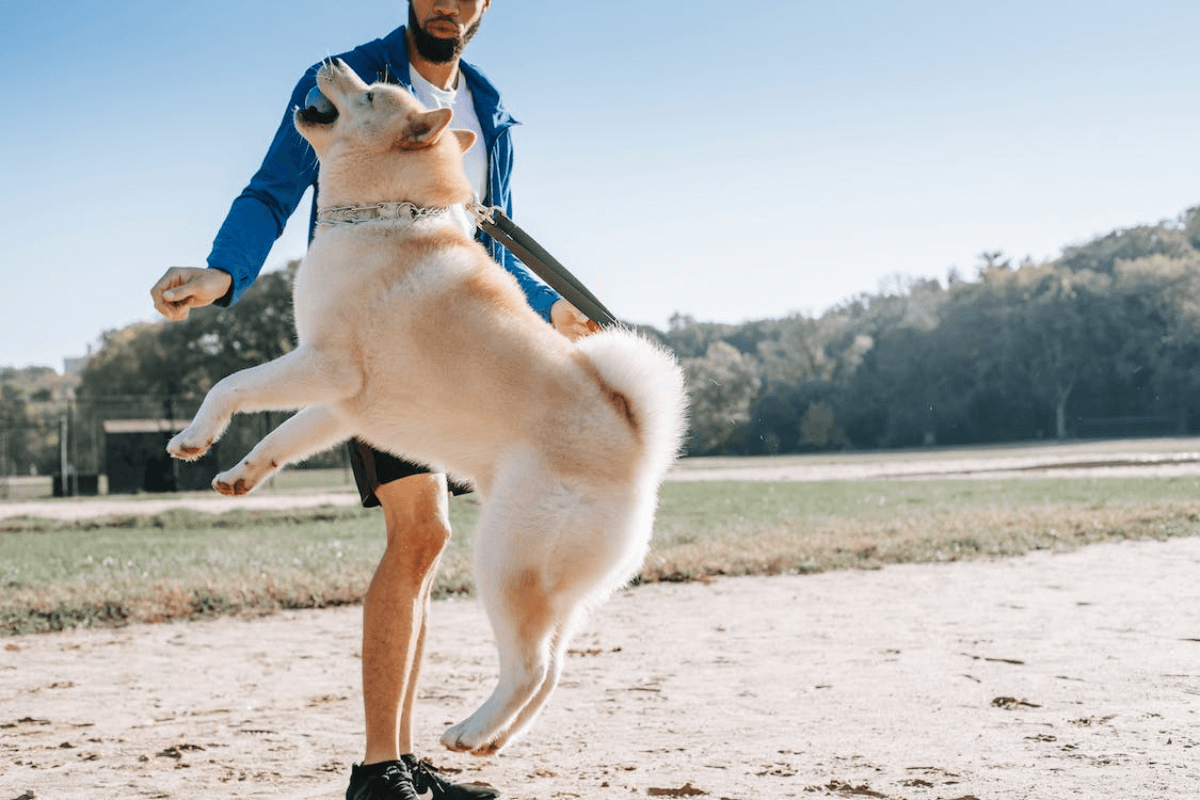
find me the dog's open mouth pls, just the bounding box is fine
[298,85,338,124]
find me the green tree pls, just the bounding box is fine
[1110,253,1200,431]
[0,384,31,477]
[799,400,847,449]
[755,314,862,386]
[1183,206,1200,252]
[0,369,64,476]
[661,313,739,359]
[80,262,298,403]
[1020,268,1108,439]
[681,341,761,454]
[1057,224,1192,275]
[948,263,1114,440]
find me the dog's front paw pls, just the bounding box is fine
[441,718,502,757]
[167,427,213,461]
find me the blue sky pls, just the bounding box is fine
[2,0,1198,370]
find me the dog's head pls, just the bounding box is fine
[295,58,476,207]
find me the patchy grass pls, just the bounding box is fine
[4,475,1200,635]
[0,501,477,636]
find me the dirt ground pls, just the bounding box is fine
[3,443,1200,798]
[3,538,1198,799]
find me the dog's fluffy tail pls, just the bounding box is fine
[575,328,688,481]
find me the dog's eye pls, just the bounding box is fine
[365,91,374,104]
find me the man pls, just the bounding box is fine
[149,2,594,798]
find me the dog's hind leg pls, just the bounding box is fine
[469,495,650,753]
[441,564,565,755]
[441,453,653,755]
[477,608,581,753]
[169,346,361,461]
[212,406,352,495]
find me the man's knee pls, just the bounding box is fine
[385,511,451,572]
[376,473,452,574]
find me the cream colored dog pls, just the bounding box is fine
[167,59,687,755]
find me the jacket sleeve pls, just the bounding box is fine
[206,68,321,306]
[497,241,560,322]
[484,129,560,321]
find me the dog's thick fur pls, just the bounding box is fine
[168,59,687,755]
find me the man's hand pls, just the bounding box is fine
[550,299,602,341]
[150,267,232,321]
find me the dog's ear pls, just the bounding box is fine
[452,129,476,153]
[396,107,454,150]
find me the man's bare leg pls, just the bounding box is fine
[361,473,451,764]
[397,548,439,756]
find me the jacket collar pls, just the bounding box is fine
[380,26,519,138]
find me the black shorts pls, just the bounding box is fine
[347,438,473,508]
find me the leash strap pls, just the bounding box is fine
[471,204,619,328]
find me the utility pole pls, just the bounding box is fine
[1,428,8,500]
[60,412,70,497]
[69,400,78,496]
[166,395,180,492]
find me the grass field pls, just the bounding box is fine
[5,464,1200,635]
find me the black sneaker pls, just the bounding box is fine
[403,754,501,800]
[346,761,419,800]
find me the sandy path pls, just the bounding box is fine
[0,491,361,521]
[4,537,1199,799]
[669,439,1200,483]
[8,438,1200,521]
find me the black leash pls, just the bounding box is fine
[471,204,620,328]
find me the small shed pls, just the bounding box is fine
[103,419,219,494]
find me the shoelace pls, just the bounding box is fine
[407,759,449,794]
[372,763,418,800]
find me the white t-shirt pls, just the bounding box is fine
[408,66,489,204]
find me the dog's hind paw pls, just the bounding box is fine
[440,719,503,756]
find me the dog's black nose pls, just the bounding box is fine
[300,85,338,124]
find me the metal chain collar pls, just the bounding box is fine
[315,201,453,227]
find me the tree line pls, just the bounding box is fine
[653,205,1200,454]
[3,204,1199,476]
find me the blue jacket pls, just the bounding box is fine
[206,26,561,319]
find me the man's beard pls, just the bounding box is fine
[408,2,482,63]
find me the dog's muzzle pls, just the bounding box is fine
[299,85,338,124]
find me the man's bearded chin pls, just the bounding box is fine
[409,2,482,63]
